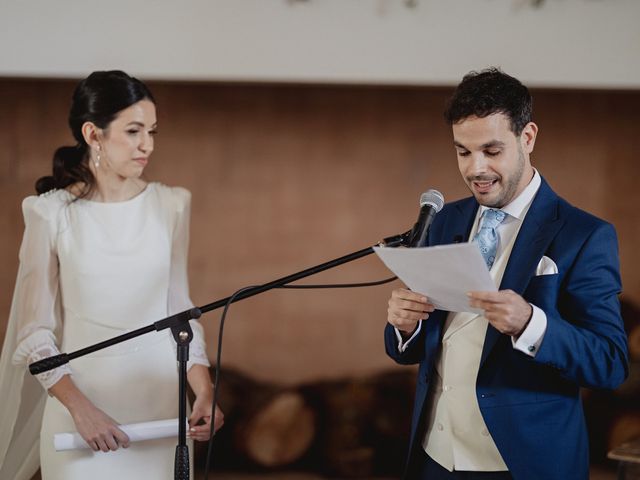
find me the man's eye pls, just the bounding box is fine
[457,151,470,157]
[486,150,501,157]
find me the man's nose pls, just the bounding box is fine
[468,152,489,175]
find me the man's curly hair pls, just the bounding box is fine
[444,67,532,135]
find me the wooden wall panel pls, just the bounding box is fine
[1,79,639,385]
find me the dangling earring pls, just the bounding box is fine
[94,145,101,168]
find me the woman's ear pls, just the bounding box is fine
[81,122,101,149]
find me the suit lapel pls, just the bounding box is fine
[479,178,566,366]
[441,197,479,245]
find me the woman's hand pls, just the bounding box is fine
[49,375,129,452]
[187,364,225,441]
[188,389,224,442]
[70,400,130,452]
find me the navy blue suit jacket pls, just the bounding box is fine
[384,177,628,480]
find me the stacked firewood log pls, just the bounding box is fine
[194,368,416,477]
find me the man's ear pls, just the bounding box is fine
[520,122,538,154]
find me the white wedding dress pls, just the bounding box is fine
[0,183,209,479]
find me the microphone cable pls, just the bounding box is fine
[278,275,397,289]
[202,275,399,479]
[204,284,258,480]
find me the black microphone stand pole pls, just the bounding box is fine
[172,320,194,479]
[29,230,411,480]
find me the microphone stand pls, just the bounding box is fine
[29,230,411,480]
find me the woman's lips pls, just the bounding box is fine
[134,157,148,166]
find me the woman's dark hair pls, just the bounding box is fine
[444,67,532,136]
[36,70,155,197]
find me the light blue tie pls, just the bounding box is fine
[474,209,506,269]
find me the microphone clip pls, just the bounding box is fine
[378,229,413,248]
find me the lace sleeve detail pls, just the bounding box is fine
[24,343,72,390]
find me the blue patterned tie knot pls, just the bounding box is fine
[474,209,506,269]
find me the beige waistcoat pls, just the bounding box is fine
[422,231,518,472]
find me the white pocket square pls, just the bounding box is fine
[536,255,558,275]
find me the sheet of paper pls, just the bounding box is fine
[373,242,496,314]
[54,418,184,451]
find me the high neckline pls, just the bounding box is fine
[69,182,154,205]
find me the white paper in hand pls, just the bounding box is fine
[373,242,496,314]
[54,418,183,451]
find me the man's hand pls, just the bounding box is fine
[387,288,435,336]
[467,289,533,337]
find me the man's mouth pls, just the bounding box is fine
[472,179,498,194]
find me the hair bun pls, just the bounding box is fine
[35,176,56,195]
[35,144,87,194]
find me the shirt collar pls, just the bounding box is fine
[478,168,541,221]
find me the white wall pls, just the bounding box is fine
[1,0,639,88]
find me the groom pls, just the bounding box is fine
[384,68,628,480]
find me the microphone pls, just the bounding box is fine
[408,189,445,247]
